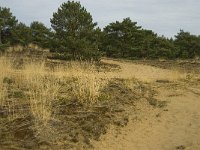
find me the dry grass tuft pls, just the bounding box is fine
[0,57,109,123]
[6,45,24,53]
[24,67,60,124]
[72,68,108,105]
[54,61,109,105]
[2,56,199,149]
[0,57,12,106]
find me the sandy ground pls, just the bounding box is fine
[101,59,186,82]
[92,59,200,150]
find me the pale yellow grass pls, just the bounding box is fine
[102,59,186,82]
[71,64,108,105]
[0,57,19,120]
[54,61,108,105]
[22,60,107,122]
[5,43,49,53]
[0,57,12,106]
[23,62,60,124]
[6,45,24,53]
[0,56,108,124]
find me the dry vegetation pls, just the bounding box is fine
[0,56,108,119]
[0,55,143,149]
[1,52,199,149]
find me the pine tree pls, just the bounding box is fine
[0,7,18,44]
[103,18,142,58]
[50,1,101,60]
[11,23,32,46]
[30,21,52,48]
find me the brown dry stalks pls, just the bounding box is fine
[1,57,109,122]
[70,62,108,105]
[23,61,60,124]
[72,71,107,105]
[0,57,19,120]
[124,78,141,91]
[53,61,109,105]
[0,57,12,106]
[5,45,24,53]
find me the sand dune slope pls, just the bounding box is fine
[93,59,200,150]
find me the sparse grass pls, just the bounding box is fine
[0,56,113,149]
[1,55,198,149]
[5,45,24,53]
[0,57,109,122]
[4,44,49,53]
[0,56,190,122]
[51,61,109,105]
[124,78,142,91]
[70,62,108,105]
[0,57,111,148]
[0,57,12,106]
[24,65,60,124]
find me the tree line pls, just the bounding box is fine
[0,1,200,60]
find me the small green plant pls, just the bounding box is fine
[3,77,14,85]
[8,90,24,99]
[147,98,167,108]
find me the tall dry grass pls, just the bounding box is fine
[0,57,12,106]
[5,44,49,53]
[1,56,108,124]
[0,57,18,120]
[54,61,108,105]
[71,62,108,105]
[23,61,60,124]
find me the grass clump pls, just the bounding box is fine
[23,61,60,124]
[71,67,108,105]
[0,57,12,106]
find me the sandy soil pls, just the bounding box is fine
[101,59,187,82]
[92,59,200,150]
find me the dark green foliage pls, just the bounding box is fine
[3,77,14,84]
[11,23,32,46]
[30,21,52,49]
[145,36,178,59]
[0,43,10,53]
[174,30,200,58]
[1,5,199,60]
[102,19,199,59]
[0,7,18,45]
[48,53,74,60]
[50,1,101,60]
[102,18,142,58]
[101,18,178,59]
